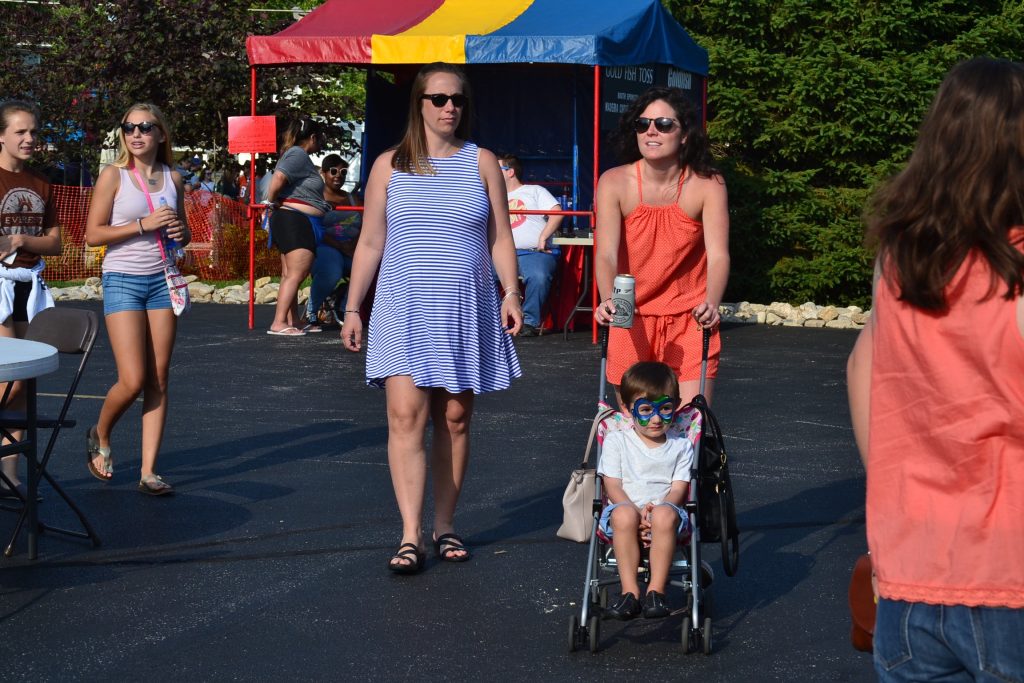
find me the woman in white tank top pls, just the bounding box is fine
[84,103,190,496]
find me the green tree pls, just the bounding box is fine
[0,0,364,172]
[665,0,1024,306]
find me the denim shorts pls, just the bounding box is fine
[599,501,689,538]
[102,271,171,315]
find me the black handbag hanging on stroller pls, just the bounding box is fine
[685,330,740,578]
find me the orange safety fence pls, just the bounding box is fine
[43,185,277,282]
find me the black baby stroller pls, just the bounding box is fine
[566,328,739,654]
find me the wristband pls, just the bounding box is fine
[137,218,145,235]
[343,310,360,315]
[502,291,522,302]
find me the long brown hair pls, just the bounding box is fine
[114,103,173,168]
[392,62,473,175]
[867,57,1024,311]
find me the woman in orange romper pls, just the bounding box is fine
[594,87,730,404]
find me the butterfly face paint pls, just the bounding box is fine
[630,396,677,427]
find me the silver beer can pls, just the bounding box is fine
[611,274,635,328]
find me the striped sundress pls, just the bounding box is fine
[365,142,522,393]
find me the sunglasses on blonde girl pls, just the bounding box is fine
[121,121,159,135]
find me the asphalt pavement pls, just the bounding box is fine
[0,302,872,681]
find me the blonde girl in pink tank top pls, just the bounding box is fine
[594,87,730,406]
[847,58,1024,680]
[84,103,190,496]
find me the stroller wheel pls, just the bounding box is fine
[681,616,693,654]
[702,616,713,655]
[567,614,580,653]
[587,614,601,653]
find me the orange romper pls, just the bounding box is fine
[868,238,1024,608]
[606,163,720,385]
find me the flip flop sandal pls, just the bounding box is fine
[433,533,471,563]
[387,542,425,574]
[86,426,113,482]
[138,475,173,496]
[266,326,306,336]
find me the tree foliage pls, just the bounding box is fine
[0,0,362,172]
[665,0,1024,305]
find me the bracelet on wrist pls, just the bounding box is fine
[343,310,360,315]
[137,218,145,235]
[502,291,522,302]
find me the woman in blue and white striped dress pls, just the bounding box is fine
[341,62,522,574]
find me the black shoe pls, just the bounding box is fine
[519,324,539,337]
[605,592,641,620]
[643,590,670,619]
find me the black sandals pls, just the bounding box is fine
[388,542,426,574]
[433,533,471,563]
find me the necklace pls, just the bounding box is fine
[147,177,157,186]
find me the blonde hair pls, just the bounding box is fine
[113,103,174,168]
[392,62,472,175]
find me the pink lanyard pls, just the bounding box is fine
[128,163,170,261]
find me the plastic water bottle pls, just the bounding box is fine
[160,197,184,260]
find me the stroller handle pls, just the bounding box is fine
[597,325,609,404]
[699,327,711,398]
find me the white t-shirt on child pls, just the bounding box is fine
[597,429,694,507]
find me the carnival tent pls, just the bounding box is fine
[246,0,709,195]
[244,0,709,332]
[246,0,707,72]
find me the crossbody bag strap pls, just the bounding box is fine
[128,163,170,263]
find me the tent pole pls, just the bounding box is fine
[248,66,257,329]
[591,65,600,343]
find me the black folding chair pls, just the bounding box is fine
[0,307,101,555]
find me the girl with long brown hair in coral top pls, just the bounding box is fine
[847,57,1024,679]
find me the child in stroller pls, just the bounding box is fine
[597,360,694,620]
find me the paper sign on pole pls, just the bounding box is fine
[228,116,277,154]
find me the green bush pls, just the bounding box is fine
[667,0,1024,306]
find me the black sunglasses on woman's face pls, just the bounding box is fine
[633,117,678,134]
[421,93,467,108]
[121,121,159,135]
